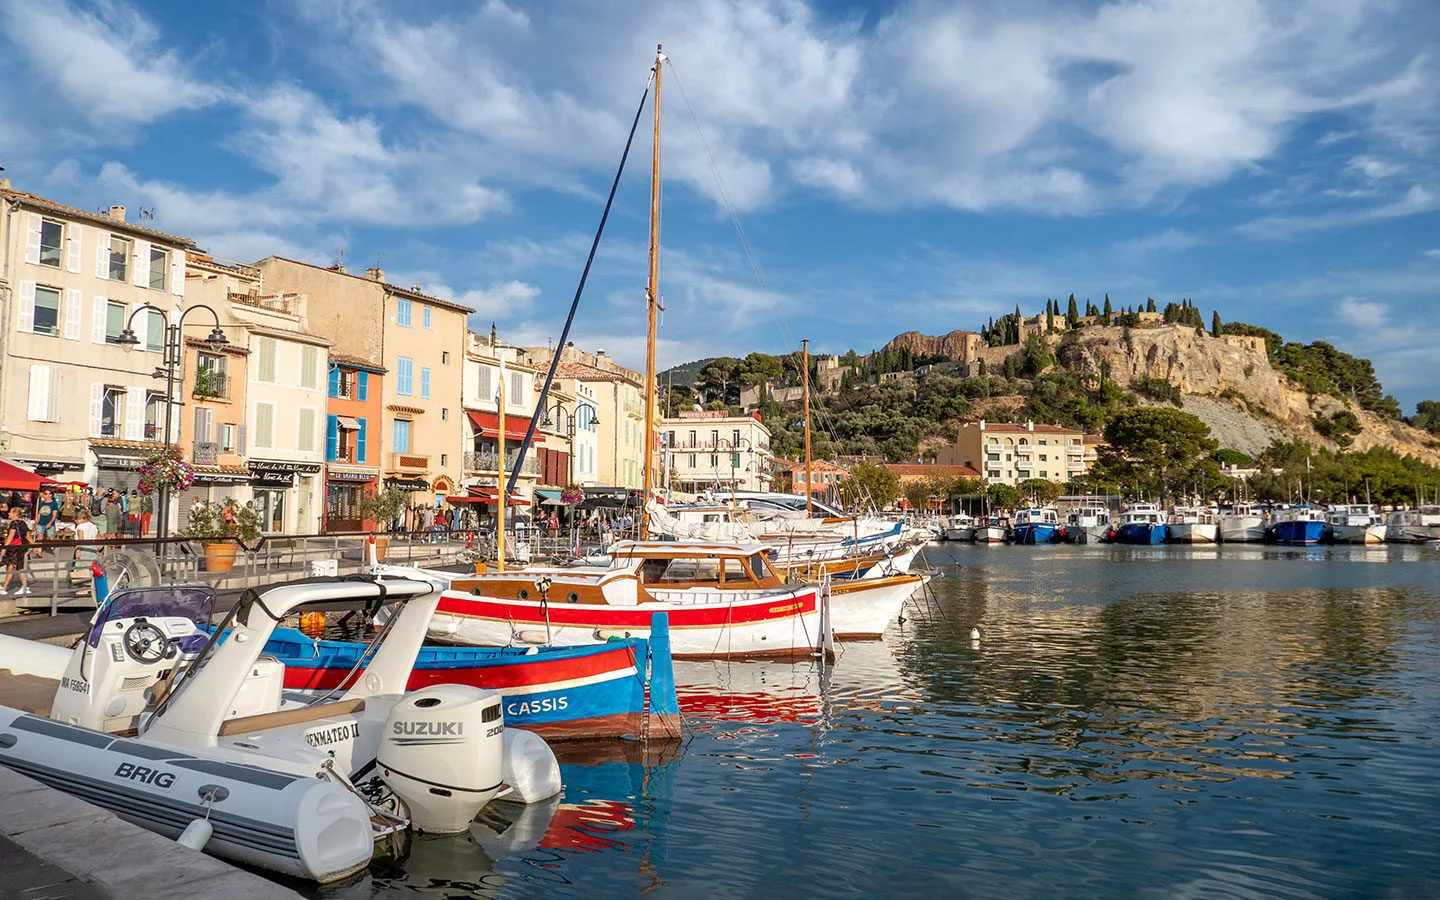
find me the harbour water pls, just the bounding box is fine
[328,543,1440,898]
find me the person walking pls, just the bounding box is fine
[72,510,99,592]
[0,507,34,596]
[34,488,59,548]
[103,490,122,538]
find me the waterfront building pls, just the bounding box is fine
[323,354,385,532]
[938,420,1090,486]
[0,182,195,493]
[772,458,848,501]
[528,346,644,489]
[660,410,773,493]
[254,259,470,509]
[461,331,546,510]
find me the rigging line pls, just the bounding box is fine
[505,75,654,497]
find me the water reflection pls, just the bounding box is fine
[323,547,1440,898]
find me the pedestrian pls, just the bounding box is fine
[35,488,59,543]
[72,510,99,590]
[103,490,122,538]
[0,507,34,596]
[189,497,204,527]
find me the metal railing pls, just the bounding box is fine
[464,450,540,474]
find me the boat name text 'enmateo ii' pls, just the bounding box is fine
[305,722,360,747]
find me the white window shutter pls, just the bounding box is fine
[171,249,186,296]
[27,365,49,421]
[17,281,35,333]
[89,383,104,437]
[125,387,145,440]
[95,232,110,278]
[25,214,42,264]
[48,368,62,422]
[64,289,82,340]
[132,239,151,287]
[92,296,109,343]
[66,224,83,273]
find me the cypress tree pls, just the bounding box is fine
[1102,294,1113,326]
[977,358,987,378]
[1211,310,1222,338]
[1146,297,1157,313]
[1003,354,1017,379]
[1066,294,1080,328]
[1046,306,1055,332]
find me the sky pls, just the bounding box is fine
[1,0,1437,412]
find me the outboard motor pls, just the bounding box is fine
[377,684,505,833]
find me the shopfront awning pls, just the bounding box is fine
[0,460,62,493]
[452,487,529,505]
[386,477,431,492]
[534,488,567,507]
[336,416,362,431]
[467,411,534,443]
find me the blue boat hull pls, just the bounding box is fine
[1268,520,1326,545]
[1013,523,1060,544]
[1116,523,1168,544]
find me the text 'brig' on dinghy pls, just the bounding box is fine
[0,577,562,883]
[429,540,834,659]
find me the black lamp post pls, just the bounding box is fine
[540,398,599,487]
[115,303,229,540]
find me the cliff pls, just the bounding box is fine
[883,329,980,361]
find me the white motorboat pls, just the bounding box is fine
[942,514,976,542]
[1168,506,1218,543]
[1327,504,1386,545]
[1062,506,1110,544]
[827,574,929,638]
[1219,502,1267,542]
[975,517,1008,544]
[1385,505,1440,543]
[0,578,561,883]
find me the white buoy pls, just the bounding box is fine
[970,627,982,641]
[177,818,213,851]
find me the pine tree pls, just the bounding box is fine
[1066,294,1080,328]
[977,358,987,378]
[1211,310,1222,338]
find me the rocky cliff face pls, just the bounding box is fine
[884,329,979,360]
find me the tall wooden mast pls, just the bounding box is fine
[496,339,507,571]
[641,44,663,539]
[802,338,813,517]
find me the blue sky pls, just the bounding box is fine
[2,0,1437,412]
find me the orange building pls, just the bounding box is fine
[323,353,385,532]
[773,458,849,500]
[175,332,251,505]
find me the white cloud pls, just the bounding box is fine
[1425,249,1440,259]
[1336,297,1388,329]
[1238,184,1439,238]
[1349,155,1406,179]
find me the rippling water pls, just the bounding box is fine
[326,543,1440,899]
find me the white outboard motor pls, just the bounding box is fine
[377,684,505,833]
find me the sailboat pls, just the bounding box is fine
[425,47,833,659]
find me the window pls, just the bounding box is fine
[26,365,60,422]
[255,402,275,447]
[689,455,696,469]
[107,236,131,282]
[298,408,316,452]
[422,307,431,329]
[104,301,126,344]
[442,351,450,364]
[145,308,165,352]
[256,337,277,382]
[396,298,412,327]
[396,357,413,395]
[440,453,447,467]
[300,345,318,389]
[144,392,165,440]
[32,286,61,336]
[38,219,63,268]
[710,454,718,467]
[420,367,431,399]
[393,419,410,454]
[688,430,696,448]
[711,430,720,448]
[357,370,368,401]
[441,408,448,421]
[476,367,491,401]
[148,246,169,291]
[218,423,236,451]
[101,386,125,437]
[509,372,524,405]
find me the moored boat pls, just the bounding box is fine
[1061,506,1110,544]
[1114,504,1168,544]
[1011,507,1062,544]
[974,517,1008,544]
[1326,504,1386,545]
[1219,502,1267,542]
[942,513,976,542]
[1267,507,1327,545]
[1167,506,1218,543]
[1385,505,1440,543]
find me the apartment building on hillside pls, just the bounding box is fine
[937,420,1090,486]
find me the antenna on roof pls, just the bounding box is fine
[336,249,346,266]
[140,207,155,220]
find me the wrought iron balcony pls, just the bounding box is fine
[464,450,540,475]
[192,441,219,465]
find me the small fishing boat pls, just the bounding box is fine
[262,616,680,742]
[1113,504,1168,544]
[826,574,928,639]
[1267,507,1327,545]
[1385,505,1440,543]
[1011,507,1061,544]
[974,516,1008,544]
[1326,504,1386,545]
[0,578,561,883]
[942,513,976,542]
[1219,502,1267,542]
[1061,505,1110,544]
[428,540,832,659]
[1167,506,1218,543]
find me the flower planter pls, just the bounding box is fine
[203,541,238,573]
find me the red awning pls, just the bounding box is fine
[454,487,530,505]
[466,411,535,443]
[0,460,61,493]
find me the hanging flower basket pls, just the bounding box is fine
[136,447,196,495]
[560,485,585,506]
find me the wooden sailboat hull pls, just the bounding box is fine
[828,575,926,639]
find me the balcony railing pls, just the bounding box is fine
[386,452,430,474]
[192,372,232,401]
[464,450,540,475]
[192,441,219,465]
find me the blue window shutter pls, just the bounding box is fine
[357,370,368,402]
[420,368,431,399]
[423,307,431,329]
[325,414,338,461]
[328,367,340,398]
[397,298,411,327]
[357,417,367,462]
[393,419,409,454]
[397,357,412,395]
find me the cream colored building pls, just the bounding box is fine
[937,419,1090,486]
[661,410,773,492]
[538,348,644,489]
[0,181,195,496]
[461,331,543,506]
[255,259,470,506]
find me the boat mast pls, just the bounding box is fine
[802,339,813,517]
[641,44,664,540]
[497,339,507,571]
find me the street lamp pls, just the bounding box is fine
[539,397,598,486]
[718,436,752,504]
[116,303,229,540]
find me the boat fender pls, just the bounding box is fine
[501,728,562,804]
[177,817,213,851]
[516,630,550,645]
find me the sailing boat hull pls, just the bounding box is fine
[829,576,926,639]
[429,588,826,659]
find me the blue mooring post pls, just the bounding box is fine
[646,613,681,739]
[91,561,110,606]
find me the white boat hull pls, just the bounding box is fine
[860,545,919,579]
[976,526,1007,544]
[943,527,976,542]
[830,576,926,638]
[1219,517,1266,542]
[1331,524,1386,545]
[1169,522,1218,543]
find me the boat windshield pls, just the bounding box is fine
[88,585,216,648]
[641,555,753,586]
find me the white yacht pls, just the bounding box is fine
[943,513,976,542]
[1385,505,1440,543]
[1327,504,1386,545]
[1168,506,1218,543]
[1062,506,1111,544]
[1219,502,1267,542]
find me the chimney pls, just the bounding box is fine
[365,267,386,283]
[1026,420,1034,431]
[0,178,10,190]
[108,205,126,222]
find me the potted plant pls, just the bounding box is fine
[183,498,263,572]
[358,485,410,560]
[137,447,196,497]
[193,367,224,400]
